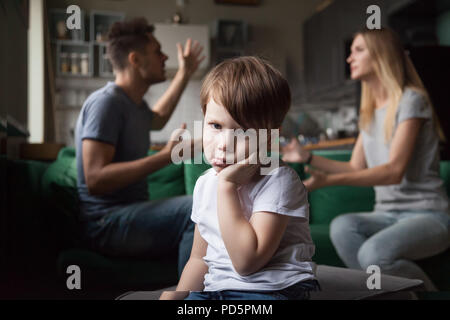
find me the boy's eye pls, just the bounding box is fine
[210,123,221,130]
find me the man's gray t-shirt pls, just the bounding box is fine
[362,88,448,213]
[75,82,153,221]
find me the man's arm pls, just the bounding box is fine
[82,139,171,195]
[151,39,205,130]
[150,70,190,130]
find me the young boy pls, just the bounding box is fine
[160,56,319,300]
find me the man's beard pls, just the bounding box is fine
[143,70,165,85]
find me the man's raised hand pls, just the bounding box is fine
[176,38,205,77]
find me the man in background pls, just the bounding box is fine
[75,17,204,276]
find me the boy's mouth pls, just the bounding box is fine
[211,158,229,168]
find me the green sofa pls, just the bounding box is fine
[5,147,450,294]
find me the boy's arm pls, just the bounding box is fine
[217,181,290,277]
[159,225,208,300]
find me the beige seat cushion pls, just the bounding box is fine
[310,265,423,300]
[116,265,424,300]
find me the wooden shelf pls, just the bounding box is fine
[20,143,65,161]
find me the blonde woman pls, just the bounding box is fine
[282,28,449,290]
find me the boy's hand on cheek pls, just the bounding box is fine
[217,152,260,187]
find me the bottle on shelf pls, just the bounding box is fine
[60,52,70,74]
[80,53,89,75]
[70,53,80,75]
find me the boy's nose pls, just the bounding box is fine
[216,130,234,152]
[217,140,227,152]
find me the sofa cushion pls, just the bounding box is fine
[306,150,375,224]
[41,147,78,211]
[309,224,345,267]
[147,151,185,200]
[311,265,424,300]
[40,148,81,248]
[184,161,212,195]
[308,185,375,224]
[440,160,450,197]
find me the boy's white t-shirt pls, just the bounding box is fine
[191,164,316,292]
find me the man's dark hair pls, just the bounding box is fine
[107,17,155,71]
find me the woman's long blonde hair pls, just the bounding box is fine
[357,28,444,143]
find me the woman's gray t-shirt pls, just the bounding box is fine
[361,88,449,212]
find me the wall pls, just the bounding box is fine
[28,0,45,143]
[3,0,28,128]
[47,0,320,88]
[46,0,322,144]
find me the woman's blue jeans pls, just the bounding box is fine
[330,210,450,290]
[80,195,194,277]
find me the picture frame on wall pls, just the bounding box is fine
[217,20,248,48]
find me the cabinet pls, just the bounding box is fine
[98,43,114,77]
[56,41,94,77]
[303,0,389,105]
[48,8,125,145]
[49,9,125,79]
[90,11,125,44]
[49,8,86,42]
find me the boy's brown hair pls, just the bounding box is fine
[107,17,154,71]
[200,56,291,130]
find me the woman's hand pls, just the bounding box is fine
[177,38,205,78]
[281,137,311,163]
[217,152,260,187]
[303,166,328,191]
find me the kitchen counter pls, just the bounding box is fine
[303,137,356,151]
